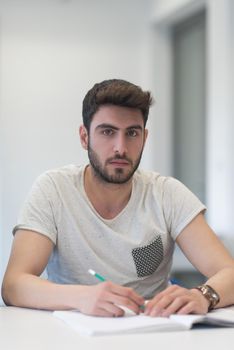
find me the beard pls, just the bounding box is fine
[87,144,143,184]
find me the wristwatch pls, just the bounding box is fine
[195,284,220,311]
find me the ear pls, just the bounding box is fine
[79,125,89,150]
[143,128,148,147]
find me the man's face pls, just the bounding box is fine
[81,105,148,184]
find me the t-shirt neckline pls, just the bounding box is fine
[80,164,136,223]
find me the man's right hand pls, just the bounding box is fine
[75,281,145,317]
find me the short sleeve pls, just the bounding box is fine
[162,177,206,240]
[13,173,59,244]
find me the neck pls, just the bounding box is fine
[84,165,133,219]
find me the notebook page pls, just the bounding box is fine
[170,308,234,328]
[54,310,188,336]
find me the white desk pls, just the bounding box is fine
[0,306,233,350]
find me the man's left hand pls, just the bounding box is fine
[144,285,210,317]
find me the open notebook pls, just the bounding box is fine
[54,306,234,336]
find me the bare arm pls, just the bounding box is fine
[176,213,234,308]
[145,213,234,316]
[1,230,144,316]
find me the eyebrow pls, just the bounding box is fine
[95,123,143,131]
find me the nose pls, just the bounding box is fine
[113,133,127,156]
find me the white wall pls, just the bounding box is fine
[206,0,234,237]
[0,0,155,282]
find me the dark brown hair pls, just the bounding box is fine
[82,79,153,131]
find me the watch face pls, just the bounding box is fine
[201,286,206,293]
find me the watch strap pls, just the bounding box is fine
[195,284,220,311]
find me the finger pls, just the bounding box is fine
[153,285,183,299]
[145,285,184,311]
[160,296,190,317]
[108,283,145,306]
[145,292,176,315]
[91,308,114,317]
[146,295,175,316]
[103,287,144,314]
[145,287,189,316]
[99,302,125,317]
[105,294,142,315]
[88,302,125,317]
[96,282,144,314]
[177,300,205,315]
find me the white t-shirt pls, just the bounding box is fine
[13,164,206,299]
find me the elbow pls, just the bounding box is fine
[1,276,19,306]
[1,281,11,306]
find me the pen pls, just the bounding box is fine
[88,268,145,311]
[88,269,106,282]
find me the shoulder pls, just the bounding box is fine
[134,169,180,190]
[133,169,198,202]
[28,164,85,200]
[35,164,85,186]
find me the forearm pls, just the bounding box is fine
[2,273,145,316]
[2,273,85,310]
[202,265,234,308]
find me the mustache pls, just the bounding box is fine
[106,155,132,164]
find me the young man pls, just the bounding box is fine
[2,79,234,317]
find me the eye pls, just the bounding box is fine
[102,128,114,136]
[127,129,138,137]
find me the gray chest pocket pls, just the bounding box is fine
[132,236,164,277]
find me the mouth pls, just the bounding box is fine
[108,159,130,166]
